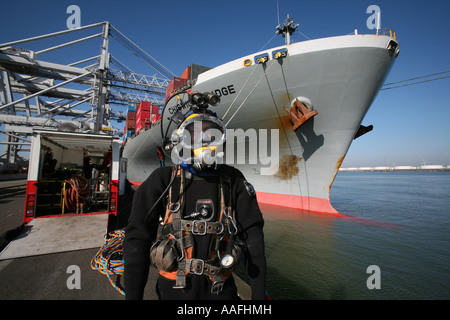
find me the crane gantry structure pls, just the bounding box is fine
[0,21,173,171]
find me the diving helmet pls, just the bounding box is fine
[169,92,226,171]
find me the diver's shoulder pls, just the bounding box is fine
[220,165,245,179]
[140,166,174,187]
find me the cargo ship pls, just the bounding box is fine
[123,17,400,215]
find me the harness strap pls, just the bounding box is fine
[186,258,232,294]
[162,220,225,236]
[219,175,236,237]
[167,165,188,289]
[158,167,237,293]
[186,258,232,277]
[153,238,169,271]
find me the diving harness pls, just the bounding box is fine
[149,165,244,294]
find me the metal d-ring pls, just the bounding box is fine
[169,202,180,213]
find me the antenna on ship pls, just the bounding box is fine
[276,14,299,45]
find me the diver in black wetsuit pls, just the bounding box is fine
[123,92,266,300]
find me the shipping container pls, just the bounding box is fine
[127,120,136,129]
[151,105,160,114]
[136,119,151,134]
[126,119,135,130]
[124,130,135,139]
[180,66,191,80]
[136,110,151,122]
[126,111,136,120]
[165,77,188,101]
[123,126,135,137]
[152,114,162,124]
[137,109,150,117]
[138,101,151,113]
[123,127,135,145]
[126,111,136,130]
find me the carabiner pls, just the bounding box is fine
[224,207,238,235]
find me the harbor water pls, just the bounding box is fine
[248,171,450,300]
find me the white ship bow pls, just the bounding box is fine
[123,29,399,215]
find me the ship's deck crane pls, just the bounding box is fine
[0,21,173,171]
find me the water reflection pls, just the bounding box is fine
[258,204,343,299]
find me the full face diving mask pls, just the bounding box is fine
[171,112,226,171]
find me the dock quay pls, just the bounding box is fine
[339,165,450,172]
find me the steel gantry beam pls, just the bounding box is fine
[0,21,173,171]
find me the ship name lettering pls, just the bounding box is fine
[211,84,236,97]
[168,101,190,114]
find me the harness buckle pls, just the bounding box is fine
[192,220,207,235]
[188,258,205,275]
[211,280,225,294]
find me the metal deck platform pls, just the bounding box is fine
[0,213,108,260]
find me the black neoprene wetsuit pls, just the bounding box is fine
[123,165,266,300]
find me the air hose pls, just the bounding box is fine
[91,229,125,295]
[91,168,177,295]
[64,175,89,212]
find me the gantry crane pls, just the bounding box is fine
[0,21,174,171]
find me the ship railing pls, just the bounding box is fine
[377,28,397,39]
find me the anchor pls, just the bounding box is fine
[285,98,318,131]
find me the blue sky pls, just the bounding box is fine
[1,0,449,167]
